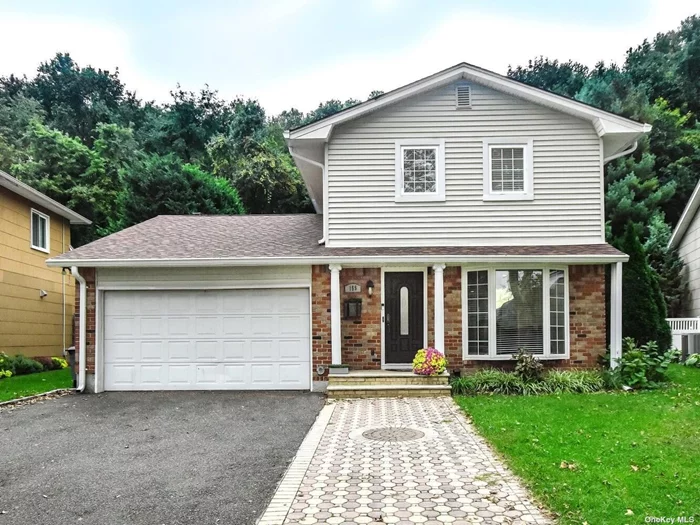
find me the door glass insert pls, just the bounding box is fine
[400,286,409,335]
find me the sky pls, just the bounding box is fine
[0,0,698,114]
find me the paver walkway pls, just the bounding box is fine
[259,397,551,525]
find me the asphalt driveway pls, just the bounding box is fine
[0,391,324,525]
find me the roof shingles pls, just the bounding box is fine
[49,214,625,264]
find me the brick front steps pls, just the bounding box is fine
[326,370,451,399]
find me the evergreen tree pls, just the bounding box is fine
[617,223,672,350]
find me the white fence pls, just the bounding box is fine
[667,318,700,334]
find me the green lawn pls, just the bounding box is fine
[0,368,73,403]
[456,365,700,525]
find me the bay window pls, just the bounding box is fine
[463,266,569,359]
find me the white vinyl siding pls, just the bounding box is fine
[97,266,311,288]
[678,209,700,317]
[326,81,603,247]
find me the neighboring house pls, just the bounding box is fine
[0,170,91,358]
[667,180,700,353]
[46,63,650,393]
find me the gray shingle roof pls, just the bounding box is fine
[47,214,626,265]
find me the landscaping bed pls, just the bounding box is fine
[456,365,699,524]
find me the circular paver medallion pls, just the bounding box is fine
[361,426,426,442]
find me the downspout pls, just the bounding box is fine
[289,147,326,245]
[603,141,638,164]
[71,266,87,392]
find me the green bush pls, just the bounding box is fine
[609,337,679,389]
[33,356,69,371]
[451,368,605,396]
[513,349,544,382]
[0,353,44,376]
[684,353,700,367]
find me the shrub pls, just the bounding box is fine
[412,348,447,376]
[451,368,605,396]
[0,369,12,379]
[513,349,544,382]
[684,353,700,368]
[610,337,679,389]
[1,354,44,376]
[617,223,673,351]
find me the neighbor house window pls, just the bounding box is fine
[395,139,445,202]
[462,266,569,359]
[30,209,49,253]
[483,138,533,201]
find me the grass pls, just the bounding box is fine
[0,368,73,403]
[455,365,700,525]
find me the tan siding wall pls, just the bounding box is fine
[326,81,604,247]
[678,208,700,317]
[0,187,74,357]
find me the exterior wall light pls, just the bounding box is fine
[366,280,374,297]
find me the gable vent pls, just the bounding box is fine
[455,84,471,108]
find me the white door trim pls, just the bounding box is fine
[96,283,313,391]
[380,266,428,370]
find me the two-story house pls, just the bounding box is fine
[1,170,91,358]
[47,63,649,393]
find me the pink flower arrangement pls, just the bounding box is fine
[412,347,447,376]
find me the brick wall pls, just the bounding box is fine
[461,264,607,371]
[311,265,331,377]
[340,268,382,369]
[73,267,96,374]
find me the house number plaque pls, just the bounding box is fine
[344,283,361,293]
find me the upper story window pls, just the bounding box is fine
[483,138,534,201]
[395,139,445,202]
[30,209,50,253]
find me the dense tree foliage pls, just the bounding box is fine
[508,15,700,338]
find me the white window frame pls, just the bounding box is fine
[395,139,446,203]
[482,138,534,201]
[461,265,570,360]
[30,208,50,253]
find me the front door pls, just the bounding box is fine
[384,272,424,365]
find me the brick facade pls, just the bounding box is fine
[312,263,607,374]
[77,263,607,387]
[73,267,97,374]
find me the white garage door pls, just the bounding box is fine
[103,289,310,391]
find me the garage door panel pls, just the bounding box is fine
[222,316,248,336]
[195,316,220,336]
[195,292,220,313]
[167,317,191,337]
[104,289,310,391]
[167,364,192,385]
[223,340,248,361]
[167,341,191,360]
[140,317,163,337]
[280,315,310,337]
[279,340,309,361]
[140,341,164,361]
[194,340,221,361]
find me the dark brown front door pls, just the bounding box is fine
[384,272,424,364]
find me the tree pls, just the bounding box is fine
[26,53,129,145]
[0,93,44,170]
[116,155,243,229]
[644,213,687,317]
[507,56,589,97]
[617,223,672,350]
[11,120,97,244]
[605,152,675,240]
[158,85,234,165]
